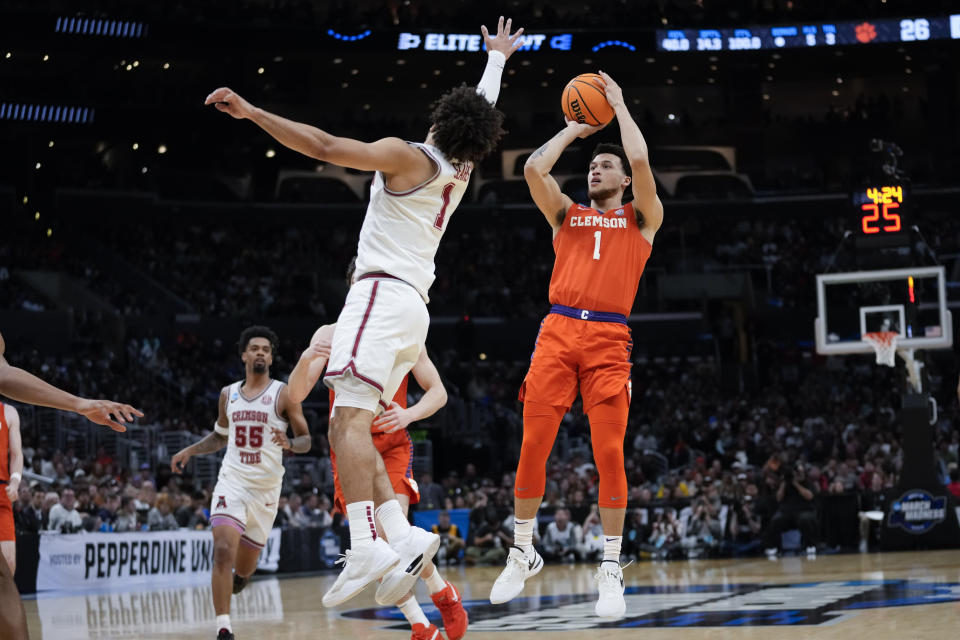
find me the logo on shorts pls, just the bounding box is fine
[262,395,273,405]
[216,495,227,509]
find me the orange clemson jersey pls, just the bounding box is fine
[548,201,652,316]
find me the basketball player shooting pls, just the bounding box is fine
[489,72,663,619]
[0,330,142,640]
[170,326,310,640]
[289,313,468,640]
[205,16,524,608]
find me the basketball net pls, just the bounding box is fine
[863,331,898,367]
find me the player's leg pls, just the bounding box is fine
[210,524,241,639]
[0,554,28,640]
[0,540,14,576]
[231,487,278,596]
[209,476,249,639]
[489,400,566,604]
[585,386,631,619]
[491,317,577,605]
[0,500,27,640]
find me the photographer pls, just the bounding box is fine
[682,497,723,558]
[728,486,763,556]
[763,463,818,557]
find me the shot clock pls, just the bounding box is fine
[853,183,910,249]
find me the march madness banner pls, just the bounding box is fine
[37,528,282,591]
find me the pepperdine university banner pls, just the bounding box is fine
[37,528,282,591]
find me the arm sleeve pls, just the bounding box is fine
[476,50,506,105]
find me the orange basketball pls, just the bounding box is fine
[561,73,614,126]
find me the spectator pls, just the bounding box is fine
[947,468,960,499]
[176,491,210,529]
[683,496,723,558]
[464,493,507,566]
[114,497,139,532]
[148,494,179,531]
[431,510,465,564]
[580,505,605,562]
[48,489,83,533]
[728,489,763,556]
[302,493,333,528]
[646,509,682,559]
[97,492,122,531]
[419,472,446,510]
[858,473,887,553]
[285,493,305,528]
[763,463,819,557]
[541,508,582,563]
[16,488,45,533]
[622,507,650,561]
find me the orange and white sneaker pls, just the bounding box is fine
[411,622,444,640]
[431,581,468,640]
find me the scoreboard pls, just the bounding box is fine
[658,15,960,52]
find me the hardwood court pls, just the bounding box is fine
[22,549,960,639]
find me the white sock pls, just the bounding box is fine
[513,518,535,551]
[603,535,622,563]
[376,499,411,542]
[346,501,378,548]
[424,568,446,594]
[398,595,429,627]
[216,614,232,633]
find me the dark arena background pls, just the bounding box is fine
[2,1,960,639]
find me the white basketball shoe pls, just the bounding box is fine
[375,527,441,605]
[322,537,400,607]
[489,545,544,604]
[594,560,626,619]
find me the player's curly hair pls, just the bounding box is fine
[429,84,506,164]
[237,325,279,355]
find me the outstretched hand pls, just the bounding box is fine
[204,87,256,119]
[481,16,525,61]
[77,398,143,432]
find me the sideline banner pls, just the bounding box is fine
[37,528,282,591]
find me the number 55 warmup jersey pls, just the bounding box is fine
[217,379,289,490]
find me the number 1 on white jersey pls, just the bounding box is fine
[593,230,601,260]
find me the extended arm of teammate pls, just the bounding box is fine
[373,349,448,434]
[170,388,229,473]
[271,386,312,453]
[524,121,603,230]
[598,71,664,238]
[4,405,22,502]
[287,324,335,404]
[0,332,142,432]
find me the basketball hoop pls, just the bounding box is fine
[863,331,898,367]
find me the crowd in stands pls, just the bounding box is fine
[11,343,960,566]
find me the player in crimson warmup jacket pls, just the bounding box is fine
[490,71,664,620]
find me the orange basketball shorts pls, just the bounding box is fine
[331,429,420,514]
[0,493,14,542]
[519,313,633,412]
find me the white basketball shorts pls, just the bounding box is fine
[209,471,280,549]
[324,274,429,414]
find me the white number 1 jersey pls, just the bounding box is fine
[219,379,288,490]
[354,142,473,302]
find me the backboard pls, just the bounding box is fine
[815,266,952,355]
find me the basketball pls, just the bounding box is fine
[561,73,615,126]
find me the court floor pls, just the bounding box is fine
[23,549,960,639]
